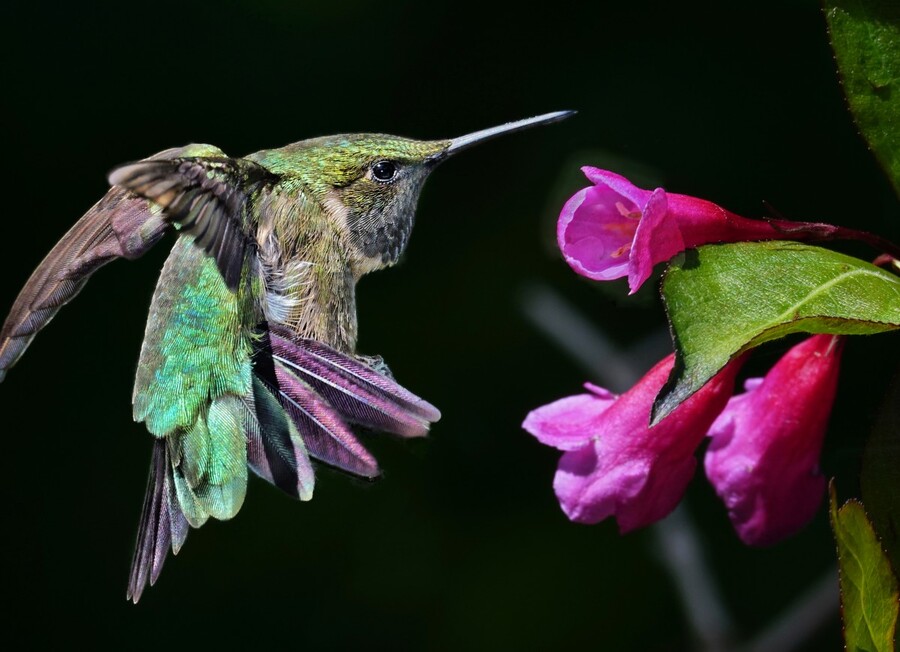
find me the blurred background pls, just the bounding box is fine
[1,1,897,649]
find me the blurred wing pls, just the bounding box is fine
[0,143,226,382]
[109,157,276,289]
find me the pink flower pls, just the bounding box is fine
[704,335,844,546]
[558,167,847,293]
[523,354,744,532]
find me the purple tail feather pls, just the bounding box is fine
[273,360,381,478]
[128,439,189,603]
[249,327,440,482]
[269,326,440,436]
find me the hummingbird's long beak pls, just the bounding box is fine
[429,110,576,162]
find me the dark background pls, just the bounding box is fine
[1,1,897,649]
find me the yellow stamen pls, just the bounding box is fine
[615,201,642,220]
[610,243,631,259]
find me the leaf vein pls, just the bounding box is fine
[772,268,900,325]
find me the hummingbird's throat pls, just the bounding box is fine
[324,191,414,275]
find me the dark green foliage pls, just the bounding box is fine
[825,0,900,199]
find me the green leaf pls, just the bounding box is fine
[824,0,900,199]
[654,241,900,422]
[830,484,899,652]
[862,374,900,576]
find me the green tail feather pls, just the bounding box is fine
[170,397,249,525]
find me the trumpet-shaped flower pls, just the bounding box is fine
[704,335,844,546]
[523,355,744,532]
[558,167,850,293]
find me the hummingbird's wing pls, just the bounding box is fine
[0,144,225,382]
[109,156,276,290]
[127,237,279,602]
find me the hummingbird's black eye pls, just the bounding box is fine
[371,160,398,183]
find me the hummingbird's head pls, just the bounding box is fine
[292,134,449,274]
[252,111,575,276]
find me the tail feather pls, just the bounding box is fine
[169,397,249,526]
[245,376,315,500]
[128,439,189,604]
[270,326,441,425]
[164,464,190,559]
[128,326,442,600]
[170,462,210,529]
[273,361,381,478]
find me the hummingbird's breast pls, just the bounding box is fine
[254,185,360,353]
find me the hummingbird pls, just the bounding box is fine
[0,111,573,602]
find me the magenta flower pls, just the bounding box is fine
[558,167,853,293]
[523,354,744,532]
[704,335,844,546]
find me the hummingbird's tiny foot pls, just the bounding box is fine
[355,353,394,379]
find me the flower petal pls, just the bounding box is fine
[530,353,745,532]
[705,335,843,546]
[581,167,654,208]
[627,188,685,293]
[558,185,635,281]
[616,452,698,532]
[523,388,618,451]
[706,377,763,445]
[554,444,651,524]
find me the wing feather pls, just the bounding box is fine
[0,144,225,382]
[109,157,276,289]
